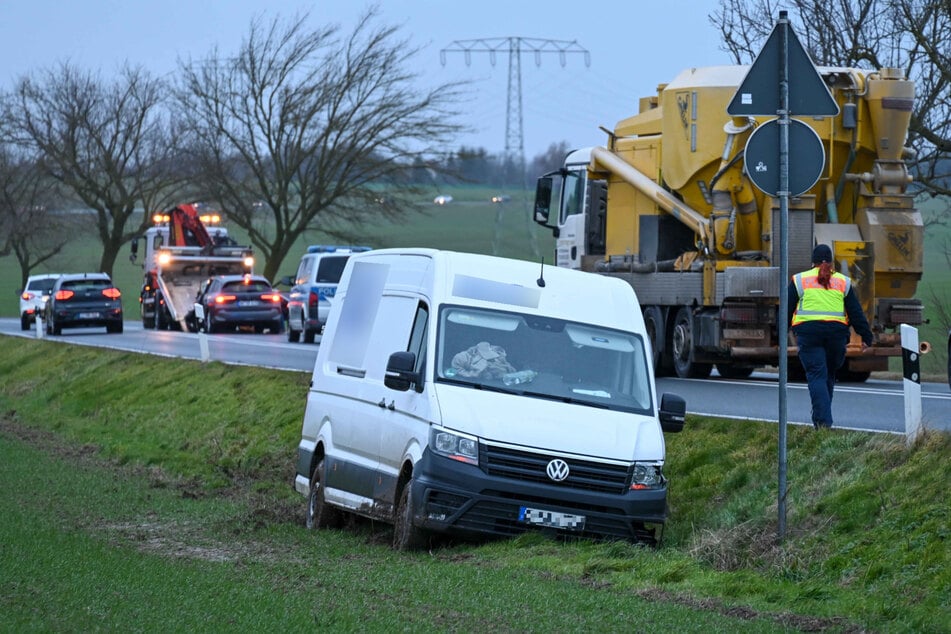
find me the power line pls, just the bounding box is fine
[441,37,590,257]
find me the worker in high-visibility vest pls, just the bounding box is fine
[787,244,874,429]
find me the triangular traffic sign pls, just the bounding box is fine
[727,18,839,117]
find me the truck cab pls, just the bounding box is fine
[284,245,371,343]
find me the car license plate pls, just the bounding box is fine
[519,506,585,530]
[238,300,260,307]
[78,312,100,319]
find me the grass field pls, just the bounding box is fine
[1,186,948,375]
[1,336,948,632]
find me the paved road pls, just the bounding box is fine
[3,317,948,434]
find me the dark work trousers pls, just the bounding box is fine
[793,322,850,427]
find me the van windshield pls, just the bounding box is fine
[435,305,653,414]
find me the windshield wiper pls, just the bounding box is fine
[438,377,513,394]
[516,389,611,409]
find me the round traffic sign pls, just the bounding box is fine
[744,118,825,197]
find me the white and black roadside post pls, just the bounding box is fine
[35,313,44,339]
[198,331,210,363]
[901,324,923,446]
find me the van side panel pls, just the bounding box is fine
[327,261,389,368]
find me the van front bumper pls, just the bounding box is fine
[410,448,667,543]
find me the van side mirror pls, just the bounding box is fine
[385,351,422,393]
[659,393,686,433]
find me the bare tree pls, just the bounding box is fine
[3,63,188,276]
[710,0,951,198]
[0,145,70,288]
[176,10,465,280]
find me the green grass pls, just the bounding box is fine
[1,335,948,632]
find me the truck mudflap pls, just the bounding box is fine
[408,448,667,544]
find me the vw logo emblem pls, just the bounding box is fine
[546,459,570,482]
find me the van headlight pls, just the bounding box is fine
[630,463,664,490]
[431,427,479,466]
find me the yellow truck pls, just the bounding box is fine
[533,65,921,380]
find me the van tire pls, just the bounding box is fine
[393,480,427,551]
[306,459,340,529]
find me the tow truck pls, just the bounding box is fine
[130,204,254,331]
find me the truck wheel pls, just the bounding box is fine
[143,316,155,329]
[306,459,340,529]
[643,306,669,376]
[392,479,427,551]
[156,298,168,330]
[671,306,711,379]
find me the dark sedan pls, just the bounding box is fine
[191,275,284,334]
[45,273,123,335]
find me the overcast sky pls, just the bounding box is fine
[0,0,733,158]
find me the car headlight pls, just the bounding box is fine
[630,462,664,490]
[431,427,479,466]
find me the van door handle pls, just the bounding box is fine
[378,398,386,408]
[387,400,396,411]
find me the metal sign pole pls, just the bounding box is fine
[777,14,790,543]
[726,9,838,545]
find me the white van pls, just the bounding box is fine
[293,248,686,549]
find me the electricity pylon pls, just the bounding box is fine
[441,37,590,256]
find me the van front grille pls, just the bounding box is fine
[480,444,630,495]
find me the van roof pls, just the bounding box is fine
[347,248,643,331]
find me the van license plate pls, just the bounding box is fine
[519,507,585,530]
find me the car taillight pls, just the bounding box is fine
[102,287,121,299]
[215,294,237,304]
[261,293,282,303]
[55,290,74,301]
[21,291,35,301]
[308,290,319,308]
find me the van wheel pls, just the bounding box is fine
[306,459,340,529]
[393,480,427,551]
[671,306,711,379]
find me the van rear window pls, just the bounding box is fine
[316,256,349,283]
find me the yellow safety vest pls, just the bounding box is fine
[791,268,850,326]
